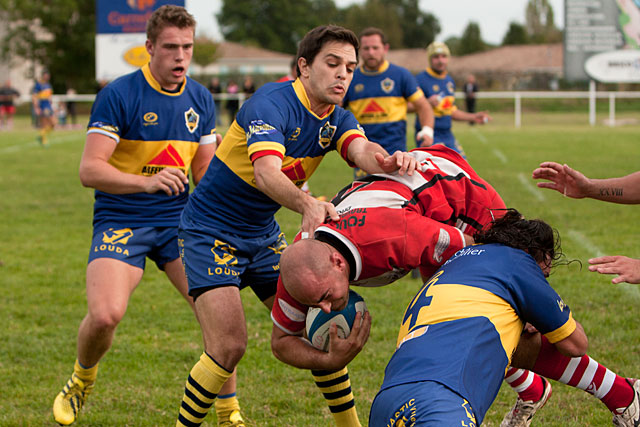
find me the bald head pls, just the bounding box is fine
[279,238,350,312]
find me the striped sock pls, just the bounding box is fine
[74,359,98,382]
[312,368,361,427]
[504,368,545,402]
[533,336,634,414]
[177,353,232,427]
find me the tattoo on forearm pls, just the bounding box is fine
[599,188,623,197]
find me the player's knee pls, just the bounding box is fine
[88,305,126,332]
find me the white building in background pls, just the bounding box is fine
[191,41,292,77]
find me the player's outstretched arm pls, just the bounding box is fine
[79,133,188,195]
[270,312,371,371]
[588,255,640,284]
[345,137,417,176]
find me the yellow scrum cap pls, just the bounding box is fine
[426,42,450,59]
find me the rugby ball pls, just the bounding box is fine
[305,290,367,352]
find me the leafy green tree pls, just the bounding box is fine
[340,0,403,48]
[0,0,96,92]
[526,0,562,43]
[379,0,440,48]
[192,36,220,68]
[458,22,486,55]
[218,0,338,54]
[502,22,529,45]
[444,36,462,56]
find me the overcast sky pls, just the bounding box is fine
[186,0,565,45]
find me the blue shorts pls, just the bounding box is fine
[434,128,465,157]
[369,381,478,427]
[88,225,179,271]
[178,223,286,301]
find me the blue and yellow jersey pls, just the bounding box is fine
[414,67,457,133]
[182,79,365,237]
[87,63,217,229]
[33,80,53,110]
[380,243,576,424]
[343,61,424,153]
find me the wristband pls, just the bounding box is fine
[417,126,434,140]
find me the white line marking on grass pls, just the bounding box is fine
[0,135,77,154]
[517,173,545,202]
[470,128,506,163]
[566,229,640,298]
[492,149,508,164]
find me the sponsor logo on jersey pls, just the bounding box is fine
[143,112,158,126]
[318,121,336,148]
[447,81,455,93]
[354,83,364,93]
[432,84,440,92]
[383,398,417,427]
[362,100,386,117]
[557,299,567,311]
[247,120,277,140]
[288,127,301,141]
[278,298,306,323]
[141,144,186,176]
[184,107,199,133]
[380,77,395,93]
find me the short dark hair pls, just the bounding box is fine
[359,27,387,45]
[296,25,359,76]
[146,5,196,44]
[474,209,562,267]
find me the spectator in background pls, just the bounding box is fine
[533,162,640,284]
[414,42,490,156]
[242,75,256,99]
[0,80,20,130]
[66,87,78,127]
[463,73,478,117]
[225,79,239,124]
[32,70,55,147]
[208,76,222,125]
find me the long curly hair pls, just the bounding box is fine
[474,209,564,268]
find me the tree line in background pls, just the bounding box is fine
[0,0,560,93]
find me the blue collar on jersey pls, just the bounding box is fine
[142,63,187,97]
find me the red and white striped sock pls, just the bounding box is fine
[533,336,634,414]
[504,368,545,402]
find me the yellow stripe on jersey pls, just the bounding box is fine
[108,138,198,175]
[545,314,576,344]
[214,121,257,185]
[406,88,425,103]
[398,282,524,363]
[335,129,364,154]
[346,96,410,125]
[292,79,335,119]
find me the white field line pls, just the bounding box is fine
[470,127,506,164]
[517,172,545,202]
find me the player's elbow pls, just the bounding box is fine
[78,163,95,188]
[555,332,588,358]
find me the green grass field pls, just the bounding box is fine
[1,112,639,426]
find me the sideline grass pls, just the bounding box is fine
[1,114,639,425]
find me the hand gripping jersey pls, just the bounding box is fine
[343,61,424,154]
[414,67,457,134]
[87,63,217,229]
[379,244,576,424]
[182,79,366,236]
[271,145,505,335]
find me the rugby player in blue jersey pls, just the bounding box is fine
[175,25,418,427]
[370,210,589,426]
[414,42,491,156]
[52,6,223,425]
[343,27,434,178]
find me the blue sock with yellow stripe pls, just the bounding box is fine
[177,352,232,427]
[312,368,361,427]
